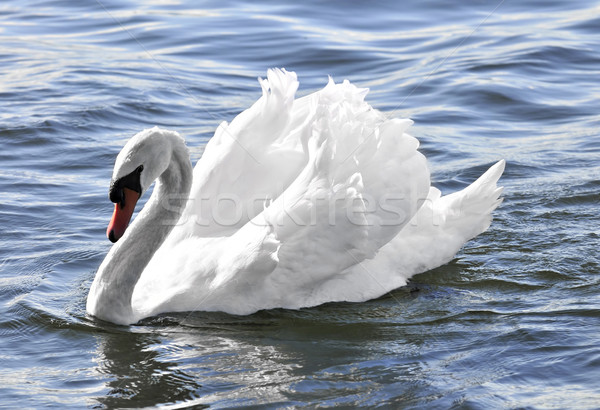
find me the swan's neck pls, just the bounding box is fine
[87,139,192,325]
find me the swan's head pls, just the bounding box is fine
[106,127,174,243]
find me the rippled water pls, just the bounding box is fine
[1,0,599,407]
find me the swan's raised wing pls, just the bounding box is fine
[180,69,308,238]
[222,80,431,311]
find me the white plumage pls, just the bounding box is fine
[87,69,505,325]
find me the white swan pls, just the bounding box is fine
[87,69,505,325]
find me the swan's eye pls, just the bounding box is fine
[109,165,144,205]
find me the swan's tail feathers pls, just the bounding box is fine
[380,160,505,277]
[438,159,505,241]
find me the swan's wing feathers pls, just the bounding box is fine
[182,69,304,237]
[317,81,430,252]
[259,80,431,289]
[261,135,374,291]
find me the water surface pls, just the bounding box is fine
[1,0,599,407]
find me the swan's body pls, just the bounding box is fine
[87,69,505,325]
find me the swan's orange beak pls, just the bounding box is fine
[107,187,140,243]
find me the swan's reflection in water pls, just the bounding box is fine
[91,311,306,407]
[90,293,435,407]
[92,324,201,408]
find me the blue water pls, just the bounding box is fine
[1,0,599,407]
